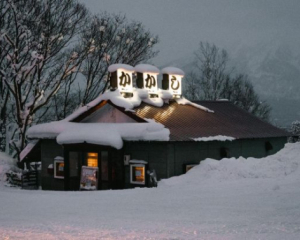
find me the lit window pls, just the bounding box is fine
[130,164,145,185]
[87,152,98,167]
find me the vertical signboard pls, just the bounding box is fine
[117,69,133,93]
[169,75,182,96]
[80,166,98,190]
[143,73,158,94]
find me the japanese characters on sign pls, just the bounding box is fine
[169,75,182,95]
[143,73,158,94]
[117,69,133,93]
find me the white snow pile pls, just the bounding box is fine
[134,64,160,74]
[193,135,235,141]
[27,120,170,149]
[108,63,134,73]
[0,152,18,183]
[161,66,185,76]
[176,97,214,113]
[160,142,300,187]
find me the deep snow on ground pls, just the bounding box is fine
[1,143,300,239]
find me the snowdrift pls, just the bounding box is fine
[160,142,300,187]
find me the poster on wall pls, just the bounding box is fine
[80,166,98,190]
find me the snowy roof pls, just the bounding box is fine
[27,121,170,149]
[134,64,160,74]
[134,101,290,141]
[161,67,184,76]
[108,64,134,73]
[19,140,39,161]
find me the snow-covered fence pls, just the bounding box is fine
[6,170,39,189]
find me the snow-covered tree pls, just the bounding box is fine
[184,42,271,121]
[290,121,300,142]
[77,13,159,105]
[44,13,159,120]
[0,0,88,158]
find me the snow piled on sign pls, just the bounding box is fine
[108,63,134,72]
[193,135,235,141]
[0,152,17,182]
[27,121,170,149]
[134,64,160,74]
[160,142,300,187]
[161,66,185,76]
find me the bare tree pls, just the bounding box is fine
[0,0,89,158]
[78,13,159,105]
[184,41,271,121]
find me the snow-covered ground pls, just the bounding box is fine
[1,143,300,239]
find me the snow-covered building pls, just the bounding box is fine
[21,64,289,191]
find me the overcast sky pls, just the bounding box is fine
[82,0,300,66]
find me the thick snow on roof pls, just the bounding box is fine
[134,64,160,74]
[193,135,235,141]
[64,88,174,122]
[176,97,214,113]
[27,121,170,149]
[161,67,185,76]
[108,64,134,73]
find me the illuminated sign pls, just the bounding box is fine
[169,75,182,95]
[143,73,158,94]
[117,69,133,93]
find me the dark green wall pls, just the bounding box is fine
[124,137,287,186]
[40,139,64,190]
[39,137,287,190]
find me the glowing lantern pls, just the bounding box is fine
[108,64,134,94]
[135,64,160,95]
[161,67,184,97]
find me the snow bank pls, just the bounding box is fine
[134,64,160,74]
[27,121,170,149]
[161,67,185,76]
[176,97,214,113]
[0,152,17,182]
[193,135,235,141]
[160,142,300,187]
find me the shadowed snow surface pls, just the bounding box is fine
[0,143,300,239]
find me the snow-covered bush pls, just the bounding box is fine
[0,152,20,184]
[290,120,300,142]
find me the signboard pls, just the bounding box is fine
[169,75,182,96]
[80,166,98,190]
[143,73,158,94]
[117,69,133,93]
[54,159,64,179]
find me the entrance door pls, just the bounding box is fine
[86,151,111,190]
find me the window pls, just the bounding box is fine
[87,152,98,167]
[54,159,64,179]
[130,164,145,185]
